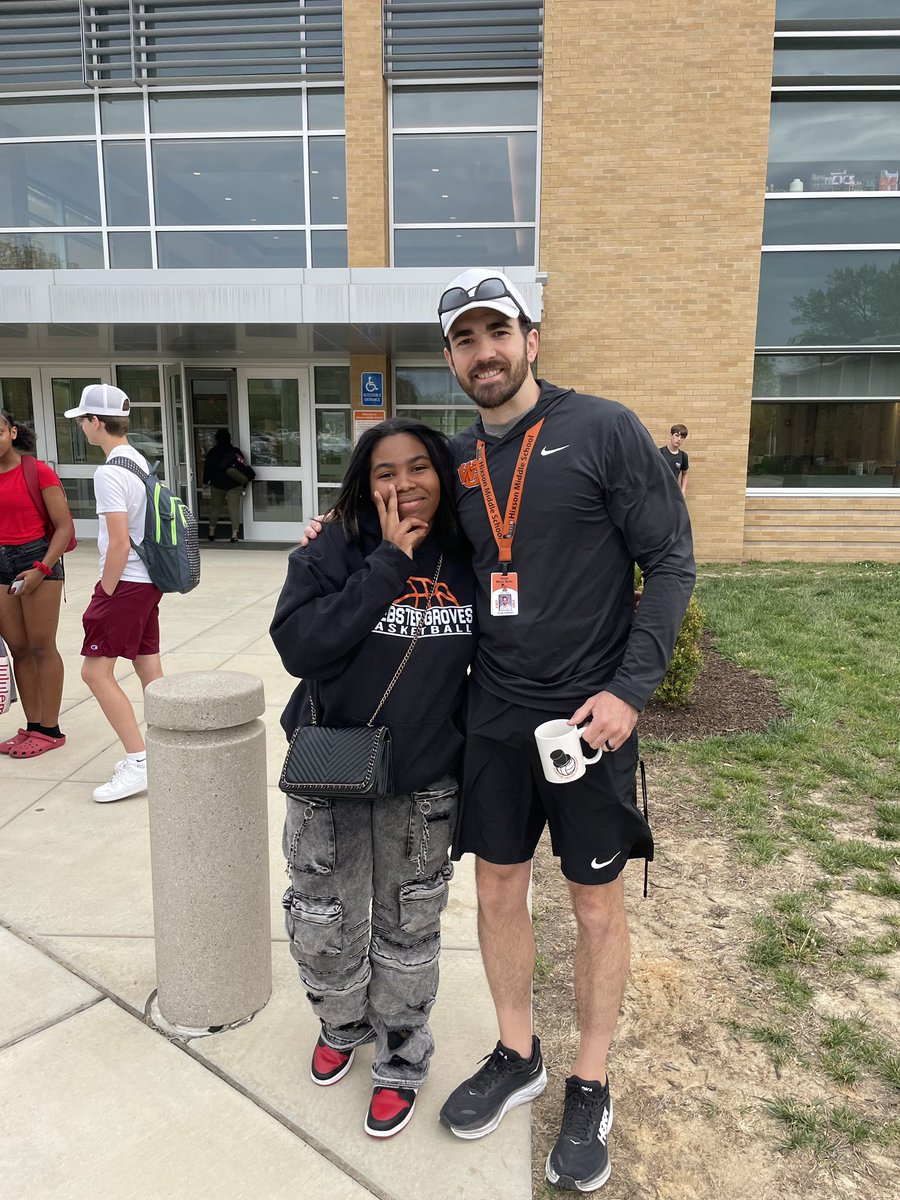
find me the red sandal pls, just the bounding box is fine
[0,728,29,754]
[7,731,66,758]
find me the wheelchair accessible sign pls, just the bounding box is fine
[361,372,384,407]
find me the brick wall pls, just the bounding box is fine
[744,495,900,561]
[344,0,389,267]
[538,0,778,561]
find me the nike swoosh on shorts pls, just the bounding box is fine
[590,851,621,870]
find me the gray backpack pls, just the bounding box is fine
[107,456,201,594]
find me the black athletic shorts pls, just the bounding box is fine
[452,680,653,885]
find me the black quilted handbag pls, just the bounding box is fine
[278,555,442,801]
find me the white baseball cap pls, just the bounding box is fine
[64,383,131,419]
[438,268,532,337]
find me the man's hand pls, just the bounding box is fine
[569,691,639,752]
[299,514,324,547]
[374,485,428,559]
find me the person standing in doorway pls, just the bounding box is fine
[659,424,689,495]
[202,428,252,543]
[64,385,164,803]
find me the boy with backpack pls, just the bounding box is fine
[65,384,165,802]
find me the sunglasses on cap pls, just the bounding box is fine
[438,276,527,320]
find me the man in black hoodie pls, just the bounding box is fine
[436,269,696,1192]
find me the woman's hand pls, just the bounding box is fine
[374,485,429,558]
[11,568,44,597]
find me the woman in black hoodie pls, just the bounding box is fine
[270,417,475,1139]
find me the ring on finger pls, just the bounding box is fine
[604,739,614,752]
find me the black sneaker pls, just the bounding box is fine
[439,1036,547,1139]
[545,1075,614,1192]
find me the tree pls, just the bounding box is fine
[791,261,900,345]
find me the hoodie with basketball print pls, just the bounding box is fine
[451,379,695,713]
[271,513,476,795]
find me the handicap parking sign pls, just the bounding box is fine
[361,372,383,407]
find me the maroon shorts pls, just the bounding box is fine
[81,581,163,660]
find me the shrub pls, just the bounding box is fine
[634,566,705,705]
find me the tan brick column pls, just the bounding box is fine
[343,0,389,267]
[539,0,777,561]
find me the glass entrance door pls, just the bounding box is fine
[40,366,111,538]
[164,363,194,507]
[238,368,314,541]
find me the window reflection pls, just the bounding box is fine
[109,232,152,268]
[753,353,900,397]
[393,85,538,129]
[103,142,150,226]
[248,377,301,467]
[0,143,101,226]
[774,44,900,82]
[0,97,93,138]
[0,233,103,269]
[51,376,104,466]
[776,1,900,17]
[767,98,900,193]
[762,198,900,245]
[308,137,347,223]
[153,139,305,225]
[757,251,900,346]
[308,89,345,130]
[394,227,535,268]
[394,133,536,223]
[395,367,473,438]
[748,401,900,487]
[149,92,302,134]
[157,230,306,268]
[250,480,304,521]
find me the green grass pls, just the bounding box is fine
[664,563,900,1160]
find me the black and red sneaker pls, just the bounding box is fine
[364,1086,418,1138]
[310,1035,355,1086]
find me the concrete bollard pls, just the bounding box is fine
[144,670,271,1035]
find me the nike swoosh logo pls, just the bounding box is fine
[591,851,621,870]
[540,445,569,456]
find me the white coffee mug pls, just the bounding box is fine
[534,719,602,784]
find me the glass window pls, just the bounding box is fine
[308,137,347,223]
[393,133,536,223]
[395,367,473,437]
[393,85,538,129]
[776,1,900,17]
[51,376,105,466]
[311,229,348,267]
[757,250,900,346]
[0,144,101,227]
[394,227,535,268]
[0,233,103,270]
[60,478,98,521]
[762,198,900,244]
[314,366,350,404]
[0,97,94,138]
[774,43,900,82]
[315,409,352,483]
[109,232,153,269]
[100,96,144,135]
[250,480,304,522]
[149,92,303,134]
[103,143,150,226]
[247,377,302,467]
[767,97,900,194]
[0,377,35,430]
[116,365,161,405]
[153,139,305,225]
[308,89,345,130]
[748,401,900,488]
[157,230,306,268]
[753,353,900,397]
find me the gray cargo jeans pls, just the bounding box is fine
[282,774,457,1090]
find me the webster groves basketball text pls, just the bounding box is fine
[373,604,474,639]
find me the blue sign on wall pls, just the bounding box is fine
[361,372,384,407]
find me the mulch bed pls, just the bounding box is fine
[637,632,789,741]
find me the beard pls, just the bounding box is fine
[457,350,532,411]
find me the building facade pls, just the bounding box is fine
[1,1,898,560]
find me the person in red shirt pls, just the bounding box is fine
[0,409,75,757]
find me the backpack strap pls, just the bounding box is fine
[20,454,50,522]
[106,454,151,482]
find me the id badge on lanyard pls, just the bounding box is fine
[475,418,544,618]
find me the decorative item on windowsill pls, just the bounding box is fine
[788,178,804,192]
[879,169,899,192]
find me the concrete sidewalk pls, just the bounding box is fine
[0,545,532,1200]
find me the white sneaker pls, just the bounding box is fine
[93,758,148,803]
